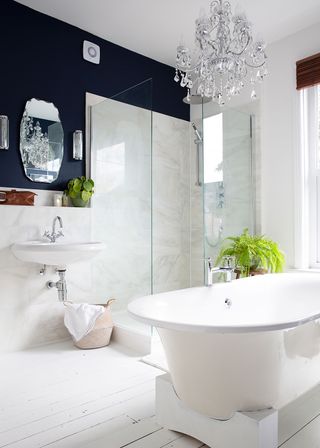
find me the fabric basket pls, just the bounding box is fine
[74,299,115,349]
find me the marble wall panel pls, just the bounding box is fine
[90,98,152,312]
[152,112,191,294]
[0,205,93,351]
[190,119,205,287]
[90,105,192,304]
[189,107,256,284]
[203,110,253,263]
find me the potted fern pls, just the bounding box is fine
[215,228,285,278]
[65,176,94,207]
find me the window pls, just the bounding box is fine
[300,85,320,267]
[296,52,320,268]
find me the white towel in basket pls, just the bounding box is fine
[64,303,105,342]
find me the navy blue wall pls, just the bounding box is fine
[0,0,189,190]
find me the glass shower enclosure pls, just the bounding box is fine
[88,83,255,338]
[89,80,153,319]
[191,104,254,282]
[204,107,254,263]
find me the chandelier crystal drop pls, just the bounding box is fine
[175,0,268,105]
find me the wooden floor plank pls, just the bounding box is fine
[280,413,320,448]
[58,416,161,448]
[279,383,320,445]
[1,340,319,448]
[160,436,207,448]
[0,377,155,433]
[120,428,183,448]
[0,390,157,447]
[0,342,158,408]
[0,385,155,446]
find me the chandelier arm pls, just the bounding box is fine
[176,66,196,74]
[209,22,221,35]
[207,41,219,57]
[245,61,267,69]
[195,20,219,52]
[227,35,250,57]
[176,60,203,74]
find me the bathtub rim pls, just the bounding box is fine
[128,306,320,333]
[128,274,320,333]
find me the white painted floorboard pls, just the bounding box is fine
[0,340,319,448]
[0,341,206,448]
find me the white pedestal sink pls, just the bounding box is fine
[12,240,105,266]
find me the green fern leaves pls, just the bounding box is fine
[215,228,285,277]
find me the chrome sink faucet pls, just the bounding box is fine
[206,256,234,286]
[43,216,64,243]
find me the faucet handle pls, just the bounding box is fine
[56,230,64,239]
[207,257,213,270]
[222,256,235,269]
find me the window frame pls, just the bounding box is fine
[299,86,320,268]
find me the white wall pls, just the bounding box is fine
[261,22,320,268]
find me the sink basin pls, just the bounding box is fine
[12,240,105,266]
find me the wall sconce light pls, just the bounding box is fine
[73,130,83,160]
[0,115,9,150]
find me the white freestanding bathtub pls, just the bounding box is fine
[128,273,320,420]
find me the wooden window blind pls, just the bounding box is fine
[296,52,320,90]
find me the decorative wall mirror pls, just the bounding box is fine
[20,98,64,183]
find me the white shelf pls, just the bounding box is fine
[0,204,91,210]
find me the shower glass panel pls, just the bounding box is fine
[202,107,253,265]
[111,78,153,110]
[90,80,152,313]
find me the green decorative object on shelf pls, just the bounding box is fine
[65,176,94,207]
[215,228,285,278]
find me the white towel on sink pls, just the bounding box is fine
[64,303,105,341]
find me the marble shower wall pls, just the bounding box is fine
[189,118,205,287]
[203,110,253,265]
[90,97,192,308]
[0,204,94,351]
[152,112,191,294]
[189,105,256,285]
[90,98,153,312]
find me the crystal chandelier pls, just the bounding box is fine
[174,0,268,105]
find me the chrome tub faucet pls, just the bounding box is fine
[206,256,234,286]
[43,216,64,243]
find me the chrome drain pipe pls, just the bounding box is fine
[47,269,67,302]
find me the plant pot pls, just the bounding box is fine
[234,268,268,279]
[250,268,268,276]
[71,197,89,207]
